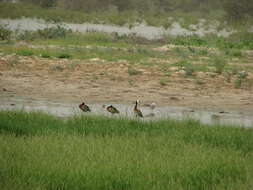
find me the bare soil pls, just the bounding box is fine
[1,54,253,113]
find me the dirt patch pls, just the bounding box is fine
[1,55,253,113]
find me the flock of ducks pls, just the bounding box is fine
[79,100,151,118]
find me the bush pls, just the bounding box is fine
[223,0,253,20]
[212,58,227,74]
[17,49,34,56]
[41,53,51,58]
[0,25,11,40]
[37,25,71,39]
[56,53,72,58]
[128,68,143,75]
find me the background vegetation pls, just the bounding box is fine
[18,0,252,21]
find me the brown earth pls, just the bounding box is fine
[0,54,253,113]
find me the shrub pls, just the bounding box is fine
[56,53,72,59]
[237,71,248,79]
[159,79,167,86]
[212,58,227,74]
[184,65,195,76]
[37,25,71,39]
[0,25,11,40]
[128,68,143,75]
[234,78,242,89]
[49,64,64,71]
[41,53,51,58]
[17,49,34,56]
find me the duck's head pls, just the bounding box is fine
[150,102,156,109]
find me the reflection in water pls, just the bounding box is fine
[0,97,252,127]
[211,114,221,125]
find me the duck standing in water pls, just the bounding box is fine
[79,102,91,112]
[134,100,143,117]
[104,105,120,114]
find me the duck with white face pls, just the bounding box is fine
[134,100,143,118]
[79,102,91,112]
[103,105,120,114]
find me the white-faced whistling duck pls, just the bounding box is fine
[106,105,120,114]
[134,100,143,117]
[79,102,91,112]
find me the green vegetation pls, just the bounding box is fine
[0,44,168,63]
[159,79,168,86]
[211,57,227,74]
[0,110,252,190]
[0,25,11,40]
[16,49,34,56]
[128,67,143,75]
[0,2,219,26]
[167,34,253,50]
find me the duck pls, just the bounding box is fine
[134,100,143,117]
[79,102,91,112]
[143,102,156,110]
[105,105,120,114]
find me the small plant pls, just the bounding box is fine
[0,25,11,40]
[57,53,72,59]
[223,71,232,83]
[195,78,205,85]
[164,72,171,77]
[37,25,71,39]
[212,58,227,74]
[7,56,20,66]
[237,71,248,79]
[41,53,51,58]
[17,49,34,56]
[199,49,208,56]
[49,64,64,71]
[17,30,36,41]
[91,74,98,81]
[128,68,143,76]
[128,79,134,86]
[188,46,196,53]
[245,79,253,89]
[172,60,188,67]
[160,79,168,86]
[184,66,195,76]
[225,49,242,57]
[234,78,242,89]
[233,71,248,89]
[67,62,79,70]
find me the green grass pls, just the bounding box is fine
[0,44,167,63]
[128,67,143,75]
[0,110,252,190]
[31,32,137,48]
[16,49,34,56]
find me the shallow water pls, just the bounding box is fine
[0,96,252,128]
[0,18,234,39]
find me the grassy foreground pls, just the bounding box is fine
[0,110,252,190]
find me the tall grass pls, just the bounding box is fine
[0,110,252,190]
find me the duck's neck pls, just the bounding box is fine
[135,101,138,109]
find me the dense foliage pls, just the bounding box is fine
[19,0,253,20]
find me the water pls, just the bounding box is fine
[0,96,252,127]
[0,18,234,39]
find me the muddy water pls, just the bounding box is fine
[0,18,234,39]
[0,96,252,127]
